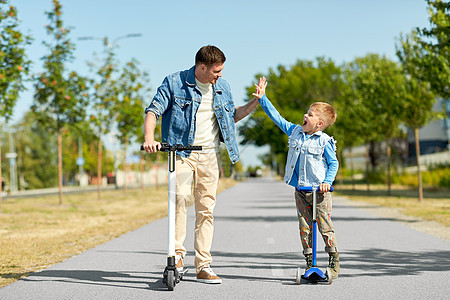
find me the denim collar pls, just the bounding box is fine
[186,65,224,93]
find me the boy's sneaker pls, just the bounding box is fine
[328,252,340,279]
[175,253,184,272]
[305,254,313,270]
[196,267,222,284]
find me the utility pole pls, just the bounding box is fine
[77,136,85,186]
[6,128,18,193]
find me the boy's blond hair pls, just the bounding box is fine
[309,102,337,130]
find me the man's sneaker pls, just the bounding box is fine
[328,252,340,279]
[305,254,313,270]
[175,253,184,272]
[196,267,222,284]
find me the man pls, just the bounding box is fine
[142,45,259,284]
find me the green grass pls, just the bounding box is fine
[336,183,450,227]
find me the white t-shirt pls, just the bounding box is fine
[194,79,220,150]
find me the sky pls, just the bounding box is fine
[10,0,430,167]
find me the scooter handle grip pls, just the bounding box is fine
[140,144,202,152]
[296,186,334,192]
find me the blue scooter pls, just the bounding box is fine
[295,186,334,285]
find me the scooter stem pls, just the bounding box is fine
[312,188,318,267]
[167,148,176,257]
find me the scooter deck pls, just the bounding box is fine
[179,268,189,279]
[296,267,332,285]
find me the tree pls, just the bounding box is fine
[332,69,365,189]
[403,0,448,201]
[396,31,436,202]
[0,0,31,212]
[415,0,449,99]
[87,37,120,199]
[342,54,407,193]
[61,120,114,186]
[33,0,89,204]
[114,58,151,192]
[14,111,58,189]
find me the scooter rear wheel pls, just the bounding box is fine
[325,267,333,284]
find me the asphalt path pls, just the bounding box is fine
[1,177,449,299]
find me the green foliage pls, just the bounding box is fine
[7,114,115,189]
[343,54,406,142]
[396,31,437,129]
[355,165,450,189]
[33,0,89,130]
[88,36,120,137]
[220,146,232,177]
[0,0,32,121]
[438,170,450,188]
[61,122,114,179]
[392,166,450,188]
[415,0,450,99]
[246,165,262,177]
[13,111,58,189]
[220,146,243,177]
[114,58,151,146]
[365,168,387,184]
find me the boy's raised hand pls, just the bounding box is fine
[252,76,267,99]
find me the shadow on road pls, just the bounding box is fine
[20,269,168,291]
[340,248,450,277]
[11,247,449,290]
[216,214,419,223]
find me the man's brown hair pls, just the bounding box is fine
[195,45,226,66]
[309,102,337,130]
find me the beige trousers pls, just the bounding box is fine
[175,150,220,272]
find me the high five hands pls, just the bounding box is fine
[252,76,267,100]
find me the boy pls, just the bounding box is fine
[253,77,340,279]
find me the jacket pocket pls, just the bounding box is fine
[307,147,322,156]
[224,101,234,112]
[174,97,191,109]
[171,97,192,136]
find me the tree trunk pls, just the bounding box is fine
[336,150,343,188]
[0,124,3,214]
[365,144,370,193]
[140,154,145,190]
[350,147,355,190]
[58,128,63,205]
[123,139,128,193]
[97,138,102,200]
[387,141,392,196]
[415,128,423,201]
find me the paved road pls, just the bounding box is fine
[1,177,449,299]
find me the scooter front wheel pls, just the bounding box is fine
[295,267,302,285]
[166,270,175,291]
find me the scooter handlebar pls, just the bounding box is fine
[297,186,334,192]
[140,143,202,152]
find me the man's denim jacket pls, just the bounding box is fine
[259,95,338,187]
[145,66,239,163]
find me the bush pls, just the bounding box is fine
[392,166,450,188]
[366,169,386,184]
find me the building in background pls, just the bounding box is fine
[407,98,450,162]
